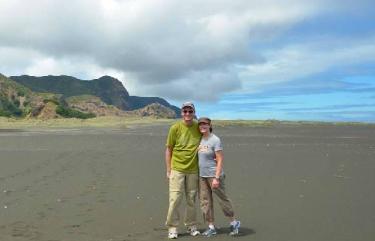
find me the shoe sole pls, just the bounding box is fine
[229,230,239,236]
[190,231,200,236]
[168,233,178,239]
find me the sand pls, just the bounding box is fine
[0,123,375,241]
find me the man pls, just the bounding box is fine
[165,102,201,239]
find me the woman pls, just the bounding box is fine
[197,117,240,237]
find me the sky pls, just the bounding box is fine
[0,0,375,122]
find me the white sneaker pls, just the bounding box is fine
[168,227,178,239]
[168,232,178,239]
[187,225,200,236]
[229,220,241,236]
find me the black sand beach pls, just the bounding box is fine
[1,123,375,241]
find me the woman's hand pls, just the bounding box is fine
[212,178,220,189]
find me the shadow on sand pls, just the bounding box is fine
[217,226,256,237]
[176,226,255,238]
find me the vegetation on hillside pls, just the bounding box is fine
[10,75,180,115]
[10,75,131,110]
[1,74,96,119]
[2,74,178,119]
[0,96,23,117]
[56,105,96,119]
[0,74,32,117]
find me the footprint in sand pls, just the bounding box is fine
[6,221,41,240]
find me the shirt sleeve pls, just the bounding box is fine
[214,137,223,151]
[166,125,177,147]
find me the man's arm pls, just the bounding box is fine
[165,146,173,179]
[165,124,176,179]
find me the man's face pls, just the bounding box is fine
[181,107,194,121]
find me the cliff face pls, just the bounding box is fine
[10,75,180,116]
[0,74,93,119]
[10,75,131,110]
[65,96,177,118]
[65,95,127,117]
[1,74,178,119]
[0,74,42,117]
[127,103,177,118]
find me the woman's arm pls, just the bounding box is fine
[212,150,223,188]
[215,150,223,178]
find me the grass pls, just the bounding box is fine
[0,116,175,129]
[65,95,101,103]
[212,119,375,127]
[0,117,374,130]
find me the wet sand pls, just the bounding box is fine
[0,123,375,241]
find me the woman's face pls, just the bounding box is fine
[199,122,210,134]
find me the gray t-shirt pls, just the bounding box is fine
[198,133,224,177]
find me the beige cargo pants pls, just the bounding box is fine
[199,176,235,223]
[165,170,199,228]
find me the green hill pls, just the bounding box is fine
[0,73,35,117]
[10,75,130,109]
[10,75,180,116]
[0,74,95,119]
[1,74,179,119]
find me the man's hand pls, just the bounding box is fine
[166,170,171,179]
[165,147,172,181]
[212,178,220,189]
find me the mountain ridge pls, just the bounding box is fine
[1,74,179,119]
[10,74,180,117]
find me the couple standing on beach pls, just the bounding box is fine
[165,102,241,239]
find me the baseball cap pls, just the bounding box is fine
[198,117,211,124]
[181,102,195,111]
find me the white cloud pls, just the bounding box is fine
[23,56,140,95]
[0,0,373,101]
[0,46,49,76]
[240,36,375,92]
[139,67,242,100]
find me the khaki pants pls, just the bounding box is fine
[166,170,199,228]
[199,176,234,223]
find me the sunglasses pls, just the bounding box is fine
[182,110,194,114]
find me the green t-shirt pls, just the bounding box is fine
[166,121,202,173]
